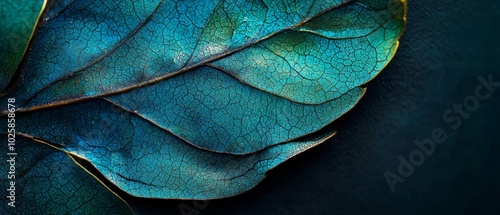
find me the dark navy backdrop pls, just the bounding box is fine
[131,0,500,214]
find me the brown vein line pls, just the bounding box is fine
[100,97,275,156]
[20,0,166,107]
[100,83,365,156]
[19,0,360,112]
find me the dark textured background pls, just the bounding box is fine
[132,0,500,214]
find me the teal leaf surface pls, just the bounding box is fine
[6,0,405,110]
[0,135,133,214]
[11,99,336,199]
[0,0,406,210]
[0,0,46,93]
[107,66,365,154]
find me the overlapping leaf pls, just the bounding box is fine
[0,135,133,214]
[10,100,338,199]
[0,0,46,93]
[0,0,406,211]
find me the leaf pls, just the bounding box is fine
[106,66,365,154]
[0,0,406,209]
[0,135,133,214]
[7,0,405,109]
[0,0,46,93]
[11,99,337,199]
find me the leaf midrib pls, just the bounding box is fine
[17,0,357,113]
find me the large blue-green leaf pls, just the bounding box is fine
[0,0,46,93]
[0,135,133,214]
[7,0,405,110]
[0,0,406,211]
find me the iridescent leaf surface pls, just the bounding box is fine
[212,0,404,104]
[10,100,335,199]
[0,135,133,214]
[107,66,365,154]
[5,0,405,110]
[0,0,406,208]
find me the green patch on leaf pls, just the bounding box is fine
[0,0,46,93]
